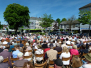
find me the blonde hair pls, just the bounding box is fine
[62,46,69,53]
[72,45,77,49]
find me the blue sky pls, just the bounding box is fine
[0,0,91,24]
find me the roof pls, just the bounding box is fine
[60,20,80,25]
[79,3,91,10]
[30,17,42,21]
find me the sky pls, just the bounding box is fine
[0,0,91,24]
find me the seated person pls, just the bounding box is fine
[13,53,28,67]
[72,56,83,68]
[54,59,63,68]
[23,62,33,68]
[82,53,91,68]
[70,45,79,59]
[0,56,9,68]
[12,46,22,58]
[20,41,24,47]
[23,47,31,61]
[60,46,70,65]
[42,41,48,48]
[35,48,44,64]
[0,46,4,53]
[54,46,62,52]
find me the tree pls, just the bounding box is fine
[61,18,67,22]
[3,3,30,34]
[0,21,3,29]
[56,18,61,29]
[78,10,91,35]
[40,13,53,31]
[67,15,76,32]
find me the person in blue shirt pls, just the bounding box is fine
[12,46,22,58]
[20,41,24,47]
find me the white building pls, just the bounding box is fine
[24,17,58,31]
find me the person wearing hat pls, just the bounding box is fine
[82,53,91,68]
[54,59,63,68]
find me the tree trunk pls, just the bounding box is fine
[15,29,17,35]
[89,24,90,36]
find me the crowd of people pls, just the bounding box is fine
[0,33,91,68]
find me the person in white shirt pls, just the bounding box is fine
[23,46,31,61]
[61,41,68,49]
[3,40,8,45]
[26,43,32,50]
[60,46,70,65]
[66,38,71,45]
[34,49,44,63]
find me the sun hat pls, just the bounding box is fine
[88,47,91,51]
[26,43,29,46]
[54,59,63,67]
[84,53,91,61]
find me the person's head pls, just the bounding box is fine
[23,62,33,68]
[57,39,60,43]
[26,43,29,46]
[88,47,91,52]
[54,59,63,68]
[15,46,20,50]
[72,45,77,49]
[50,46,53,49]
[66,38,68,41]
[63,41,66,44]
[23,46,28,54]
[20,41,22,43]
[17,53,23,60]
[4,45,10,51]
[82,45,86,49]
[0,45,3,49]
[0,56,4,63]
[43,41,46,43]
[62,46,69,53]
[19,47,23,52]
[53,40,55,43]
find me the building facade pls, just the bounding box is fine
[60,20,80,31]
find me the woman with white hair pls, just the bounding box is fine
[70,45,79,59]
[0,56,9,68]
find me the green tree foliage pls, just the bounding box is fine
[56,18,61,28]
[61,18,67,22]
[3,3,30,34]
[40,13,54,28]
[78,10,91,25]
[0,21,3,29]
